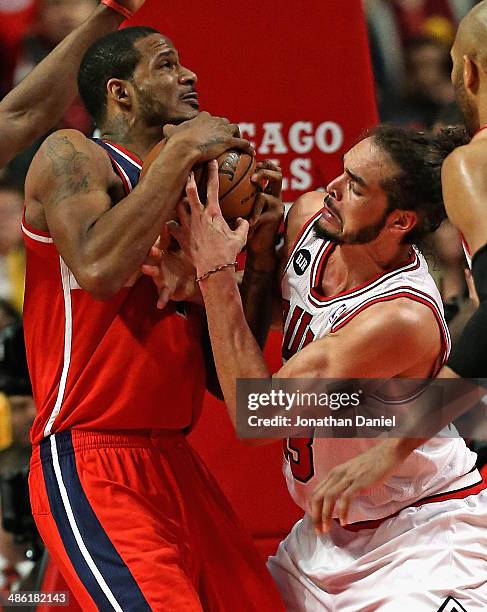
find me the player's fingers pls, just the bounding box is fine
[249,193,266,226]
[234,218,250,243]
[150,245,163,259]
[337,490,354,527]
[251,168,282,192]
[228,122,241,137]
[310,493,324,533]
[157,286,172,310]
[229,137,254,156]
[320,492,339,533]
[141,264,160,278]
[337,480,366,526]
[255,159,281,170]
[163,124,177,138]
[185,172,204,212]
[205,160,222,216]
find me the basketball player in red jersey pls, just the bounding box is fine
[166,126,487,609]
[0,0,146,169]
[297,0,487,529]
[22,27,283,611]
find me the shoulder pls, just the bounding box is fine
[285,191,324,252]
[442,139,487,177]
[27,130,111,194]
[37,129,107,164]
[345,297,440,348]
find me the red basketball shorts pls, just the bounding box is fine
[29,429,284,611]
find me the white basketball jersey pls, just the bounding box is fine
[281,211,476,523]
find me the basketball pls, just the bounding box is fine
[140,139,258,220]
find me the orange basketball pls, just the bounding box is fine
[140,139,258,220]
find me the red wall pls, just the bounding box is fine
[130,0,378,556]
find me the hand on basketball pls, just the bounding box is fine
[310,439,406,533]
[169,160,249,279]
[247,160,284,260]
[164,112,253,162]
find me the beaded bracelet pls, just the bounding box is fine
[196,262,237,284]
[101,0,134,20]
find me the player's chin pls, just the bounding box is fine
[173,105,200,123]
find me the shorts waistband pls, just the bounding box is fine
[339,467,485,532]
[31,429,187,467]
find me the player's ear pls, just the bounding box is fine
[463,55,479,94]
[389,210,417,238]
[106,78,133,111]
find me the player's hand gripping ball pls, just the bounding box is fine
[140,139,258,220]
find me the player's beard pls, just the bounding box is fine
[313,208,389,245]
[134,85,195,128]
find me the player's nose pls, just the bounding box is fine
[325,176,341,202]
[180,65,197,85]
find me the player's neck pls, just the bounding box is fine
[100,116,163,161]
[322,242,412,295]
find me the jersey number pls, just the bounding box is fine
[283,437,315,483]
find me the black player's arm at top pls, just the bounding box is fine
[26,129,199,299]
[440,142,487,379]
[239,160,285,342]
[0,3,129,168]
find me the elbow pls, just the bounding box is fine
[77,264,121,301]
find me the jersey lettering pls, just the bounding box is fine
[282,301,315,360]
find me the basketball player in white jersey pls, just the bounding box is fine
[0,0,145,170]
[300,0,487,531]
[164,124,487,610]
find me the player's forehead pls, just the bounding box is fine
[134,34,178,65]
[344,137,396,184]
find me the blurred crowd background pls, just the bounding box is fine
[0,0,485,593]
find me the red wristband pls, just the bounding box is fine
[101,0,133,19]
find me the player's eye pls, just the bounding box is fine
[349,181,362,197]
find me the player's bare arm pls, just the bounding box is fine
[441,140,487,256]
[0,0,145,168]
[25,114,247,299]
[278,299,440,379]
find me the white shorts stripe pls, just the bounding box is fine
[50,436,123,612]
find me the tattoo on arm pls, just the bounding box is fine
[45,136,93,204]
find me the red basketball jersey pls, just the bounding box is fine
[23,140,206,445]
